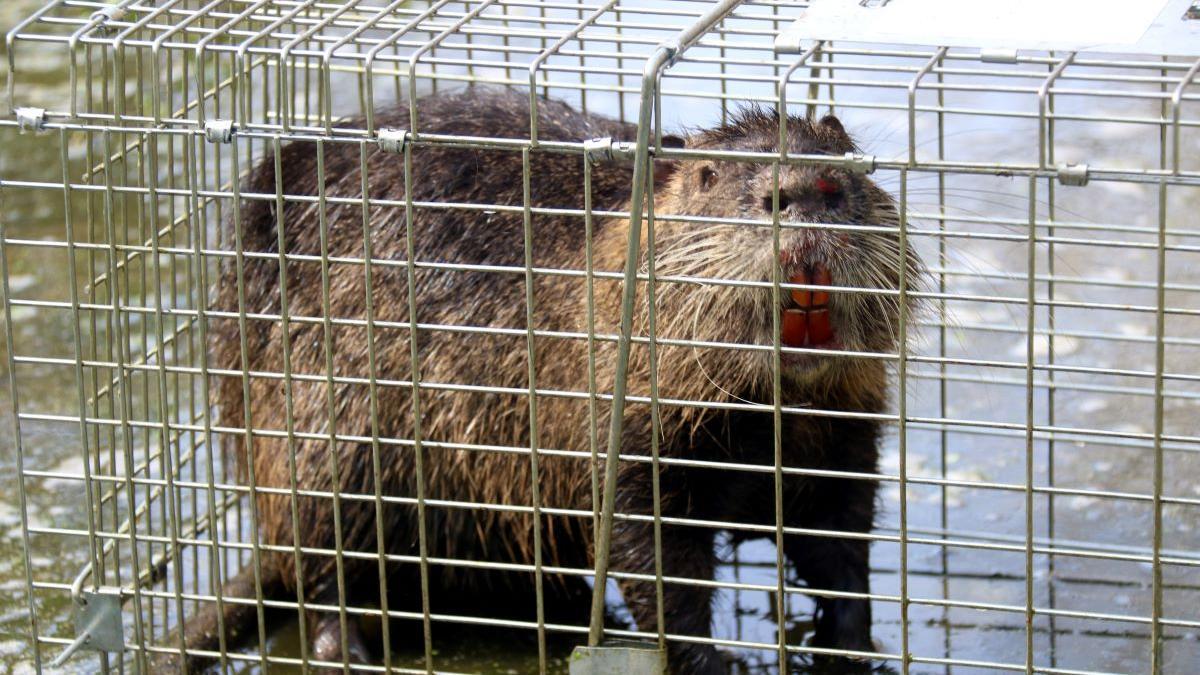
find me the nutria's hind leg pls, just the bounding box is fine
[787,534,872,653]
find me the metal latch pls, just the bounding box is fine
[569,640,666,675]
[51,589,124,667]
[377,128,410,153]
[203,119,235,144]
[584,137,641,164]
[1056,162,1089,186]
[90,5,129,35]
[584,137,615,164]
[843,151,877,174]
[15,107,46,133]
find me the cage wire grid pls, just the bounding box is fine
[0,0,1198,673]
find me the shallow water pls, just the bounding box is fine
[1,1,1199,674]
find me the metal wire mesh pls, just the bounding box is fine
[1,1,1198,673]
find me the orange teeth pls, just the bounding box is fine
[789,270,811,307]
[812,265,832,307]
[782,309,808,347]
[781,264,836,348]
[808,309,833,345]
[789,265,832,309]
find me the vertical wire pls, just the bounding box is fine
[1023,175,1038,675]
[584,156,601,564]
[80,52,113,667]
[146,125,190,664]
[115,28,160,641]
[769,161,787,674]
[227,132,273,672]
[60,126,106,612]
[198,28,237,591]
[1149,178,1168,675]
[826,47,836,116]
[647,83,667,651]
[776,44,823,667]
[537,0,548,100]
[615,3,625,123]
[313,139,354,673]
[271,137,312,673]
[805,45,822,120]
[89,45,124,640]
[898,168,911,675]
[1044,53,1059,671]
[183,131,230,673]
[464,0,477,86]
[520,147,548,674]
[102,127,150,673]
[719,13,728,125]
[1151,52,1169,675]
[499,1,511,94]
[164,38,195,644]
[358,140,394,674]
[1153,55,1199,671]
[0,181,45,673]
[577,2,587,113]
[401,138,435,674]
[903,46,946,674]
[903,49,942,675]
[1036,53,1071,671]
[935,48,951,675]
[216,29,241,587]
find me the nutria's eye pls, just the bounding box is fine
[698,166,718,191]
[815,177,844,206]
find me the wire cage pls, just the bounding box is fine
[1,0,1199,673]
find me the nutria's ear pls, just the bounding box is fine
[649,137,685,188]
[697,164,718,191]
[818,114,847,138]
[659,134,686,149]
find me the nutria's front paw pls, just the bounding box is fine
[670,643,727,675]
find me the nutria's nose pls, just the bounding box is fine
[762,176,845,215]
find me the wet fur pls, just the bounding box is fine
[173,89,919,673]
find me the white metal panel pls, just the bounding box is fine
[777,0,1200,56]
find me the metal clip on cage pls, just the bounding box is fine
[13,106,44,133]
[377,128,410,154]
[203,119,235,144]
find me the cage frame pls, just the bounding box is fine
[0,1,1199,674]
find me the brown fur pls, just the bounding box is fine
[173,88,919,673]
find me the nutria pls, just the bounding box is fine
[169,88,918,673]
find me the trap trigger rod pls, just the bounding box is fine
[586,0,749,650]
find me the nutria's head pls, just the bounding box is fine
[649,108,921,404]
